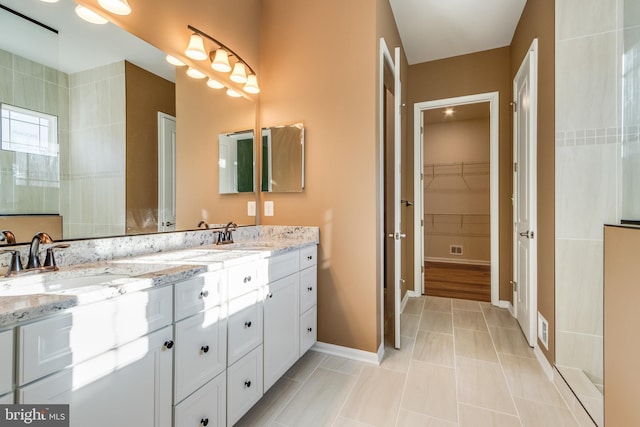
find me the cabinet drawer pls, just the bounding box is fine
[299,265,317,314]
[174,372,226,427]
[227,345,263,427]
[227,291,262,365]
[266,250,299,283]
[300,306,317,355]
[174,271,225,321]
[174,306,227,404]
[18,285,173,386]
[299,245,318,270]
[0,329,13,396]
[227,261,260,300]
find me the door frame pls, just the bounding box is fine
[413,92,500,304]
[158,112,177,232]
[512,38,538,346]
[378,37,401,353]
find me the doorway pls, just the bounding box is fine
[158,112,177,232]
[413,93,500,304]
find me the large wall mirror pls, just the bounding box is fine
[261,123,304,192]
[0,0,257,244]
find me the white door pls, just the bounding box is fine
[158,113,177,232]
[513,39,538,347]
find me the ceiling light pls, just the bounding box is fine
[75,5,108,24]
[186,67,206,79]
[444,108,454,116]
[185,34,208,61]
[226,88,241,98]
[165,55,185,66]
[207,78,224,89]
[211,49,231,73]
[98,0,131,15]
[243,74,260,94]
[230,62,247,84]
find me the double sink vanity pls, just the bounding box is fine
[0,225,319,427]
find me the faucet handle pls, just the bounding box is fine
[44,244,70,270]
[0,249,24,276]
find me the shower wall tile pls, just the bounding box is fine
[13,56,44,80]
[555,144,618,239]
[556,0,616,41]
[555,238,603,335]
[556,32,618,131]
[555,330,603,385]
[623,0,640,28]
[13,72,44,112]
[0,66,12,102]
[0,49,11,68]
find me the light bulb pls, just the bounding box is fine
[186,67,206,79]
[226,88,241,98]
[207,78,224,89]
[75,5,108,24]
[211,49,231,73]
[243,74,260,94]
[230,62,247,84]
[98,0,131,15]
[165,55,185,67]
[185,34,208,61]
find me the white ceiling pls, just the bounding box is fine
[389,0,527,64]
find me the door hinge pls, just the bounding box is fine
[510,280,517,292]
[421,219,424,227]
[513,162,517,172]
[420,126,424,135]
[421,265,424,274]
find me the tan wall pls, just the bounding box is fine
[408,47,513,301]
[0,216,62,243]
[125,62,176,234]
[510,0,555,364]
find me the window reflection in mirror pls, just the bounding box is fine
[218,130,255,194]
[261,123,304,192]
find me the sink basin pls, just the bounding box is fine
[0,273,130,296]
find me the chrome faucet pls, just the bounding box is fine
[26,232,53,269]
[0,230,16,245]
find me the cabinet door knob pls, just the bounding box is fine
[243,276,252,283]
[200,290,209,298]
[244,321,252,328]
[307,286,313,291]
[244,380,252,388]
[307,255,313,260]
[201,345,209,353]
[267,293,273,298]
[163,340,174,349]
[307,327,313,333]
[200,418,209,426]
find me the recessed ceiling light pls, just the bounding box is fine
[444,108,454,116]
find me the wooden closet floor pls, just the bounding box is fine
[424,261,491,302]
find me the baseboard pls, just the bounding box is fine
[401,291,410,313]
[496,300,514,316]
[312,341,383,365]
[534,346,554,380]
[425,257,491,266]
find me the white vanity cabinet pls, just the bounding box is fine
[173,271,227,424]
[299,246,318,354]
[0,329,13,403]
[15,285,174,427]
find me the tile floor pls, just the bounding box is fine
[236,296,591,427]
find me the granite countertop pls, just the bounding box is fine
[0,236,317,328]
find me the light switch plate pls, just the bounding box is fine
[247,201,256,216]
[264,201,274,216]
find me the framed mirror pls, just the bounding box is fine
[0,0,257,244]
[261,123,304,192]
[218,130,255,194]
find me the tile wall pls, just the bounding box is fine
[555,0,640,422]
[0,48,67,214]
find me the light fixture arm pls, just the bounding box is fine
[187,25,256,75]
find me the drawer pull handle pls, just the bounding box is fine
[200,418,209,426]
[244,380,252,388]
[307,286,313,291]
[243,276,252,283]
[163,340,174,349]
[200,290,209,298]
[201,345,210,353]
[307,327,313,333]
[307,255,313,260]
[244,321,252,328]
[267,293,273,298]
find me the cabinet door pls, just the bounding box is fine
[299,245,318,270]
[227,346,263,427]
[299,265,317,314]
[18,326,173,427]
[300,306,317,355]
[264,273,299,392]
[227,291,262,365]
[0,329,13,396]
[174,372,226,427]
[174,306,227,404]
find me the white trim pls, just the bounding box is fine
[534,346,554,380]
[312,341,383,365]
[425,257,491,266]
[497,300,514,314]
[400,291,410,313]
[413,92,500,305]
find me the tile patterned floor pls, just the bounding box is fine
[236,296,590,427]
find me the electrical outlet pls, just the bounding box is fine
[264,201,274,216]
[247,201,256,216]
